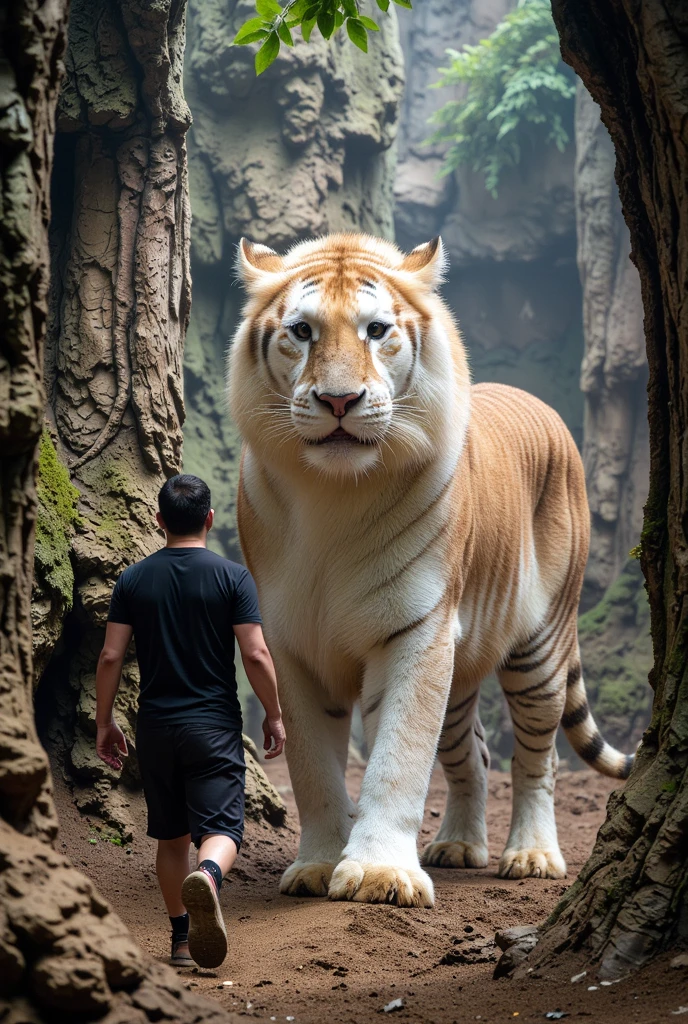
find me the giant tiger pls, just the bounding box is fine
[228,233,633,908]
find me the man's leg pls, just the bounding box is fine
[197,833,238,880]
[156,834,191,916]
[136,722,194,966]
[179,725,246,968]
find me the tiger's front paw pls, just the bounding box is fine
[328,860,434,907]
[498,847,566,879]
[279,860,335,897]
[421,840,488,869]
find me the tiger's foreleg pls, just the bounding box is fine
[328,616,455,908]
[276,650,356,897]
[421,684,490,869]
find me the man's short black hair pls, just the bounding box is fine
[158,474,211,536]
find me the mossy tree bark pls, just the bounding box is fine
[38,0,193,834]
[515,0,688,978]
[0,3,232,1020]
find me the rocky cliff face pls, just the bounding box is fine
[575,82,648,606]
[182,0,404,560]
[395,0,584,455]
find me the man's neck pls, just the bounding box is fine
[165,534,207,549]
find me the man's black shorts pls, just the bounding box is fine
[136,720,245,850]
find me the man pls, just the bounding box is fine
[95,474,285,970]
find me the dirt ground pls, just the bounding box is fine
[54,759,688,1024]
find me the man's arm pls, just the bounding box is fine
[233,623,285,759]
[95,622,133,770]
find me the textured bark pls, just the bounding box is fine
[37,0,193,831]
[0,3,234,1020]
[511,0,688,978]
[0,0,66,847]
[575,81,649,605]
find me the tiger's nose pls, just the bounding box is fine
[315,391,365,418]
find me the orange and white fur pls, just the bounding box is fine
[228,233,632,908]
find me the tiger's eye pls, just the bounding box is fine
[367,321,388,340]
[291,321,312,340]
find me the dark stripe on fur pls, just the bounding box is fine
[441,750,471,771]
[325,706,348,719]
[620,754,634,779]
[363,693,382,717]
[261,326,275,365]
[561,701,589,729]
[566,663,582,688]
[437,725,471,755]
[445,692,477,719]
[578,732,605,763]
[384,593,445,646]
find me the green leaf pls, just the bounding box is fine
[277,19,294,45]
[301,15,317,40]
[317,9,336,38]
[235,28,271,44]
[256,0,282,18]
[255,31,280,74]
[392,0,412,7]
[233,17,270,44]
[334,9,344,28]
[376,0,390,9]
[342,0,358,17]
[358,15,379,30]
[346,17,368,51]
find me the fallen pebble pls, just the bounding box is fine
[672,1010,688,1017]
[544,1013,567,1020]
[221,981,233,987]
[587,986,598,992]
[570,971,586,984]
[671,955,688,969]
[383,998,404,1013]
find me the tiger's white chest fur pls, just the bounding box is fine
[241,447,548,697]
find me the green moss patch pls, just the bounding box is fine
[35,431,81,609]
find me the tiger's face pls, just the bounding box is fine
[230,234,461,480]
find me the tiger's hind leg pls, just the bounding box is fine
[421,686,490,869]
[496,619,575,880]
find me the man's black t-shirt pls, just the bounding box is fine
[107,547,261,727]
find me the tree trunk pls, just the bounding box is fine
[37,0,193,835]
[515,0,688,979]
[0,3,233,1019]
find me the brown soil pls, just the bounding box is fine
[54,760,688,1024]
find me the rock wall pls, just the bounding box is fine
[182,0,405,560]
[575,81,648,606]
[395,0,584,452]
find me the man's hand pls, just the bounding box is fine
[262,715,286,759]
[96,720,129,771]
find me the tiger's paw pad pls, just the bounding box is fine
[279,861,335,897]
[328,861,434,907]
[421,840,488,869]
[498,848,566,879]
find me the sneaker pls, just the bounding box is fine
[170,938,194,968]
[181,868,228,969]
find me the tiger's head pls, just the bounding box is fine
[228,233,469,481]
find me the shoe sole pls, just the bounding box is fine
[181,871,228,969]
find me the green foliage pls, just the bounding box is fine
[234,0,408,75]
[429,0,575,196]
[35,431,81,609]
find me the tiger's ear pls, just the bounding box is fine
[236,238,285,287]
[398,237,447,290]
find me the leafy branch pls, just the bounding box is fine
[233,0,412,75]
[428,0,575,196]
